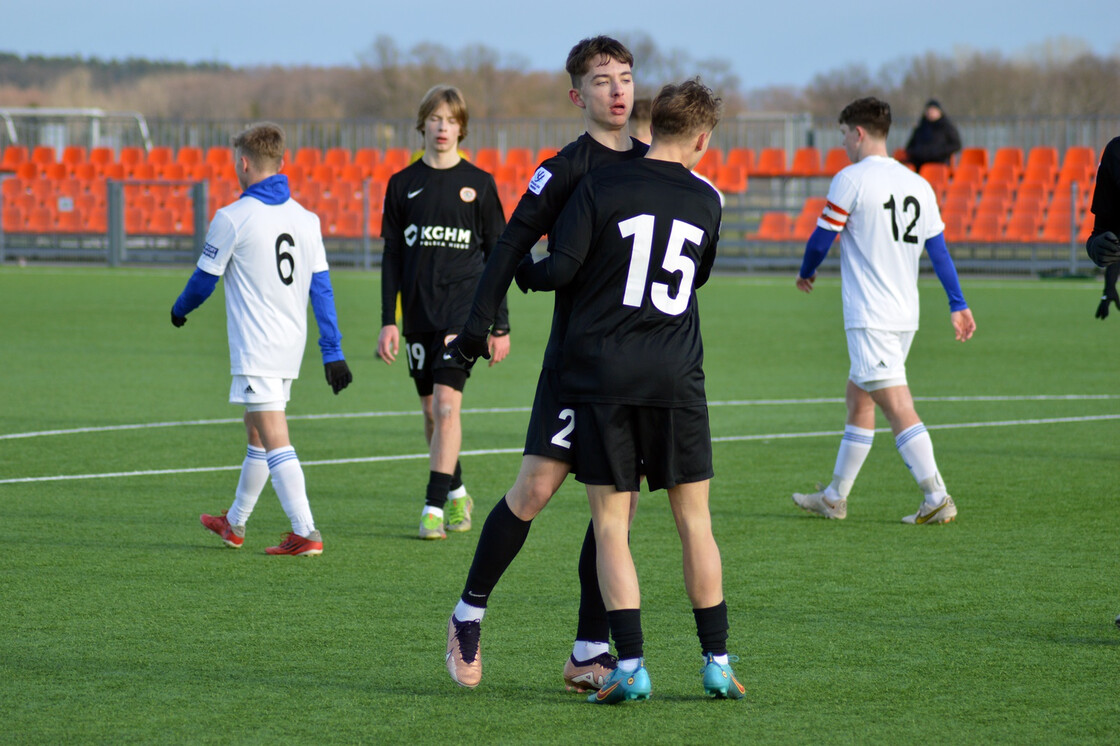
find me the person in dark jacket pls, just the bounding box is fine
[904,99,962,171]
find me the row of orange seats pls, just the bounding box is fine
[749,194,1094,244]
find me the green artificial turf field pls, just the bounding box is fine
[1,266,1117,743]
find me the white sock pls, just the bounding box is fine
[828,425,874,499]
[895,423,948,504]
[453,601,485,623]
[708,653,730,665]
[617,657,641,672]
[448,484,468,500]
[422,505,444,520]
[572,640,610,661]
[267,446,315,537]
[227,445,268,526]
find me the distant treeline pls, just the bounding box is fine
[1,34,1118,121]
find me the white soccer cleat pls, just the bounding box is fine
[792,487,847,520]
[902,496,957,525]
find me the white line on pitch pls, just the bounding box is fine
[3,394,1117,441]
[3,413,1117,486]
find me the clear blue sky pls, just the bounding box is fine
[3,0,1116,90]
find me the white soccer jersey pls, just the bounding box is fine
[818,155,944,331]
[197,196,329,378]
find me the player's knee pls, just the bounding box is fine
[507,478,553,519]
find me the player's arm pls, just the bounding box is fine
[452,157,571,362]
[309,270,352,394]
[480,177,512,365]
[378,189,403,364]
[170,267,219,327]
[514,175,594,292]
[796,226,837,293]
[925,231,975,341]
[695,206,722,289]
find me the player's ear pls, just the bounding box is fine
[695,130,710,153]
[568,88,585,109]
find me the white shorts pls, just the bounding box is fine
[845,328,914,392]
[229,375,292,411]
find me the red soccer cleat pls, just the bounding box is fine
[265,530,323,556]
[200,511,245,548]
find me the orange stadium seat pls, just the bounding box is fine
[148,146,173,169]
[176,146,203,168]
[788,147,823,178]
[205,146,232,168]
[942,211,969,243]
[383,148,411,172]
[991,147,1024,178]
[695,148,722,180]
[31,146,57,167]
[26,206,55,233]
[1039,209,1075,243]
[1025,146,1058,176]
[15,161,41,180]
[353,148,380,176]
[1,205,24,232]
[968,212,1003,242]
[749,211,793,241]
[1062,146,1095,171]
[89,147,114,170]
[1,145,29,172]
[952,163,985,185]
[44,162,69,181]
[294,148,321,170]
[986,163,1020,187]
[793,197,827,236]
[822,148,848,176]
[1005,212,1041,242]
[324,147,351,171]
[725,147,755,174]
[714,164,748,194]
[61,145,87,171]
[753,148,788,177]
[505,148,533,170]
[473,148,501,173]
[119,146,145,174]
[957,147,989,173]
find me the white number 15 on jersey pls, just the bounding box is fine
[619,214,704,316]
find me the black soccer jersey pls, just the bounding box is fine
[550,157,721,407]
[1091,136,1120,236]
[381,158,508,335]
[460,134,649,362]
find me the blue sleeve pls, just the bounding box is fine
[925,232,968,312]
[171,268,219,318]
[799,226,836,279]
[309,271,345,363]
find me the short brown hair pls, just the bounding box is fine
[630,97,652,127]
[650,78,722,140]
[231,122,284,170]
[415,85,469,142]
[565,36,633,88]
[839,97,892,138]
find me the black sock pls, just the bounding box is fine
[576,518,610,644]
[459,496,532,607]
[450,461,463,491]
[425,471,453,509]
[693,600,729,657]
[607,608,643,661]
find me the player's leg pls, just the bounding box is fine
[794,329,881,519]
[201,407,265,548]
[585,482,650,704]
[870,384,956,524]
[446,370,575,687]
[865,330,956,524]
[446,453,570,688]
[428,339,473,535]
[235,379,323,555]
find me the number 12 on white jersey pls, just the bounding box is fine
[618,214,705,316]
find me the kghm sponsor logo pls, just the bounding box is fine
[404,224,473,250]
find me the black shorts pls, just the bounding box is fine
[404,331,470,397]
[572,403,713,492]
[522,368,577,466]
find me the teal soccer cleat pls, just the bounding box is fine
[702,653,746,699]
[587,661,651,704]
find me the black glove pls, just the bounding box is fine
[513,253,536,294]
[324,360,352,394]
[1086,231,1120,267]
[1096,264,1120,320]
[446,331,490,365]
[171,310,187,327]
